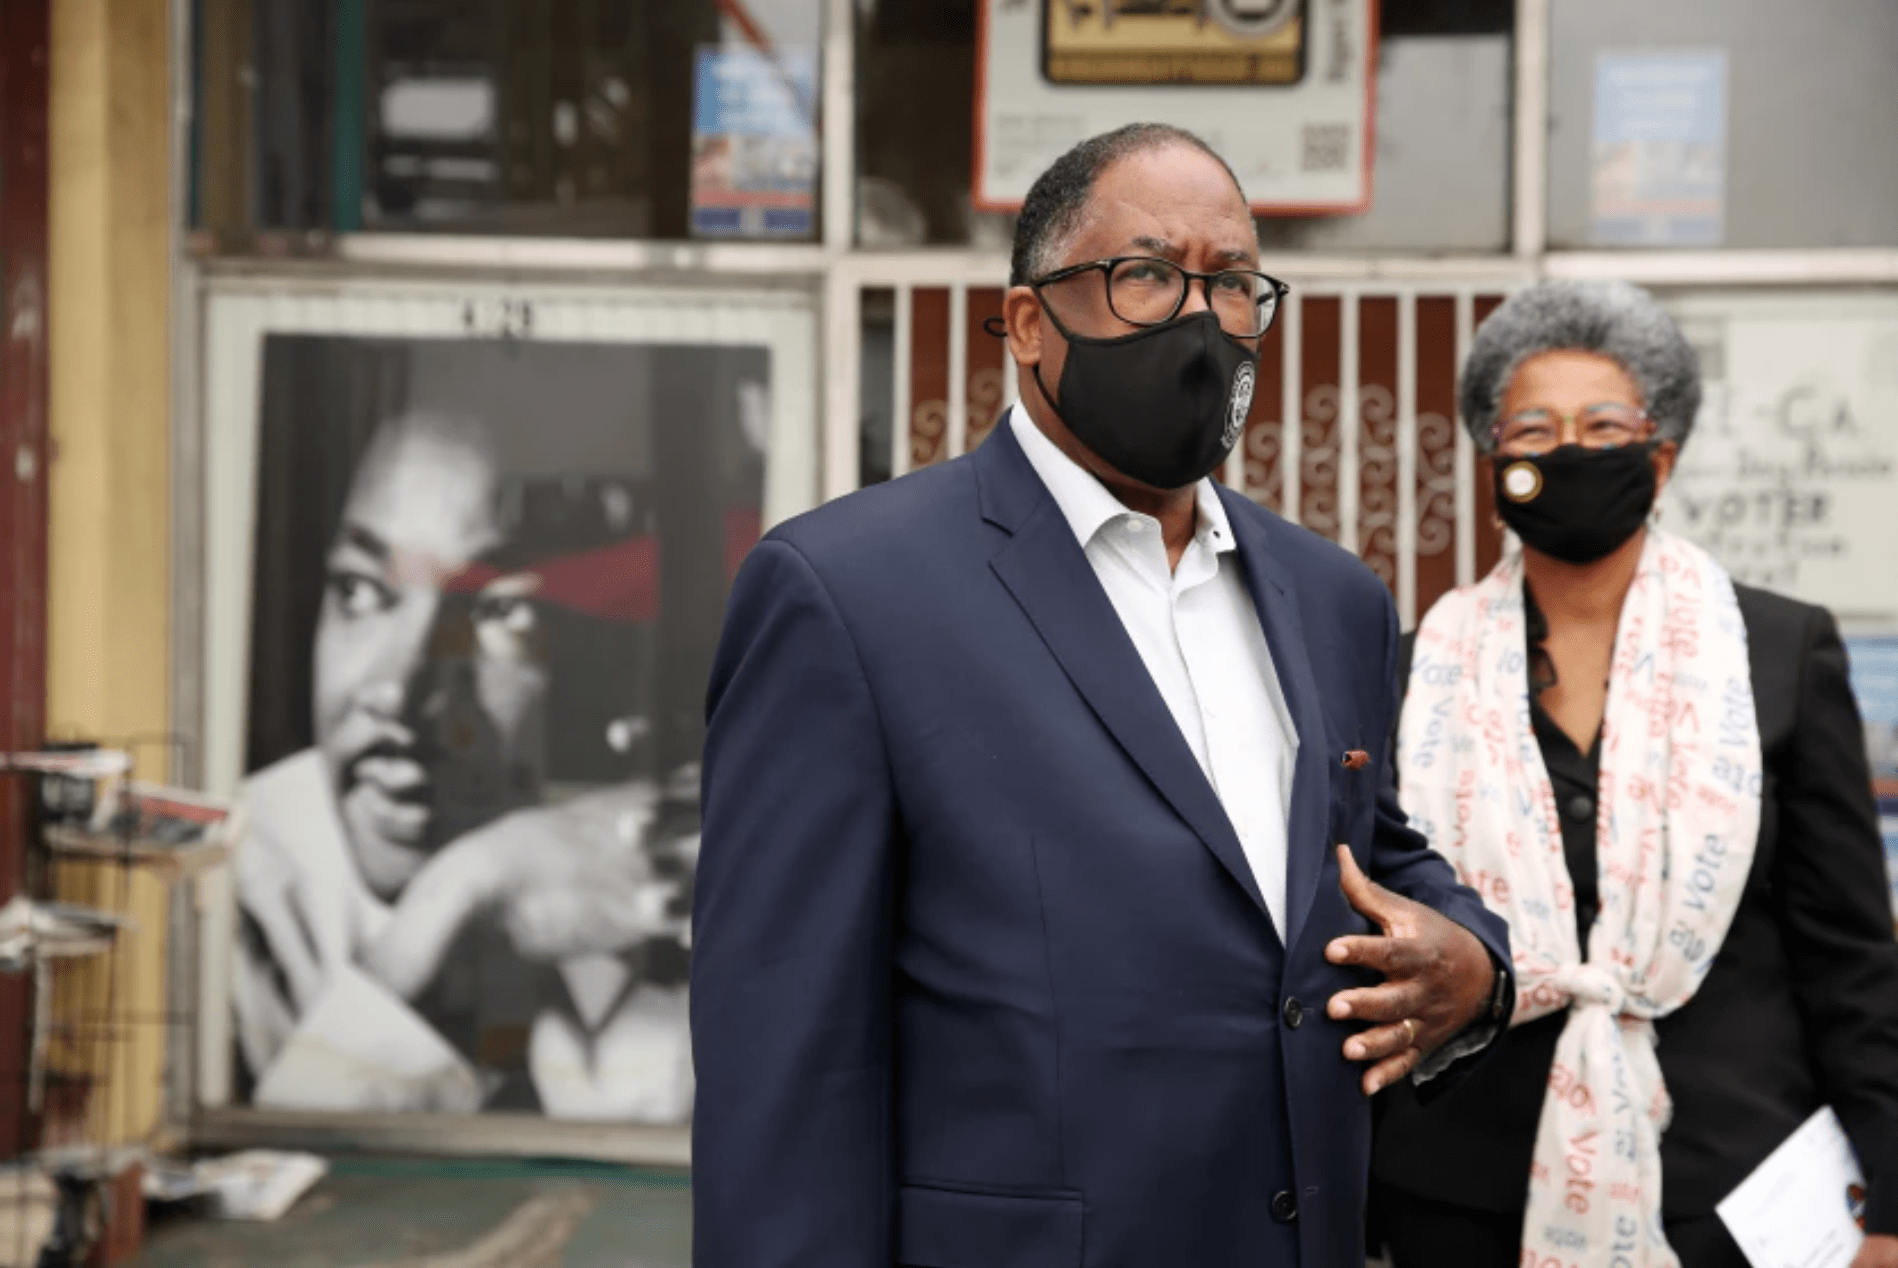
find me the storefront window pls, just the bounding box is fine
[855,0,1513,253]
[192,0,823,242]
[1546,0,1898,249]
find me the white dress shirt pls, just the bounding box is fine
[1009,406,1299,935]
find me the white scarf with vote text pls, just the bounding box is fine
[1397,529,1762,1268]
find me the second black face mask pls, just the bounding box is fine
[1033,310,1260,490]
[1492,442,1659,564]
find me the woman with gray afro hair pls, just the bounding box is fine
[1371,274,1898,1268]
[1460,279,1702,452]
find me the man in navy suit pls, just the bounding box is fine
[692,124,1511,1267]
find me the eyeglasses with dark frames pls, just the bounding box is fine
[1030,256,1291,340]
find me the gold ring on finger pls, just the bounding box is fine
[1402,1017,1418,1047]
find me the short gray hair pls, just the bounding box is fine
[1009,123,1246,287]
[1459,280,1702,452]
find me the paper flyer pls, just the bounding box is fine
[1717,1107,1867,1268]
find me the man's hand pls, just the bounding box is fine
[236,831,333,1015]
[1324,845,1495,1095]
[361,786,692,1002]
[1852,1234,1898,1268]
[236,814,382,1015]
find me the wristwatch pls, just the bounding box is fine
[1482,951,1510,1024]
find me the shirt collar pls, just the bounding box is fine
[1007,404,1235,555]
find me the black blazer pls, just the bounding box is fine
[1372,583,1898,1233]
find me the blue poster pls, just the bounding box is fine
[1591,50,1727,248]
[690,46,819,239]
[1845,635,1898,923]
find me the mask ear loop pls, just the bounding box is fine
[981,315,1067,422]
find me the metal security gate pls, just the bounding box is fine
[829,256,1510,628]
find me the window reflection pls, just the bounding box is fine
[195,0,822,240]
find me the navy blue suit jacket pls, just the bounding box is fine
[693,419,1510,1267]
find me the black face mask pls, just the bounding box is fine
[1030,310,1260,490]
[1492,442,1658,564]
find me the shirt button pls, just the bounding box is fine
[1270,1190,1298,1223]
[1124,517,1145,534]
[1282,997,1303,1030]
[1565,794,1596,823]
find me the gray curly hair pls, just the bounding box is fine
[1459,280,1701,453]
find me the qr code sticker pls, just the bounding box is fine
[1301,123,1352,173]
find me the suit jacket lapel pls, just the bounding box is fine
[1219,488,1333,953]
[977,425,1274,930]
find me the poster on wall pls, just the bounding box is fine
[1590,50,1727,247]
[974,0,1376,213]
[1663,294,1898,625]
[690,45,819,239]
[1844,636,1898,924]
[229,334,769,1124]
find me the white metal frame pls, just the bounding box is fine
[166,0,1898,1163]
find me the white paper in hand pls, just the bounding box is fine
[1717,1107,1869,1268]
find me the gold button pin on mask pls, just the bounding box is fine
[1501,460,1542,503]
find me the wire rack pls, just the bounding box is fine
[0,735,214,1268]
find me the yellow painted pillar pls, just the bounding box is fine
[45,0,173,1148]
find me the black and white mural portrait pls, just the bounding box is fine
[228,333,768,1122]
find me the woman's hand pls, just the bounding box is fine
[1852,1234,1898,1268]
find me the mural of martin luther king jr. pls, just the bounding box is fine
[235,403,704,1121]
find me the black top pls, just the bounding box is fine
[1532,700,1603,948]
[1372,582,1898,1232]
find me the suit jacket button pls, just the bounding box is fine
[1281,997,1303,1029]
[1270,1190,1298,1223]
